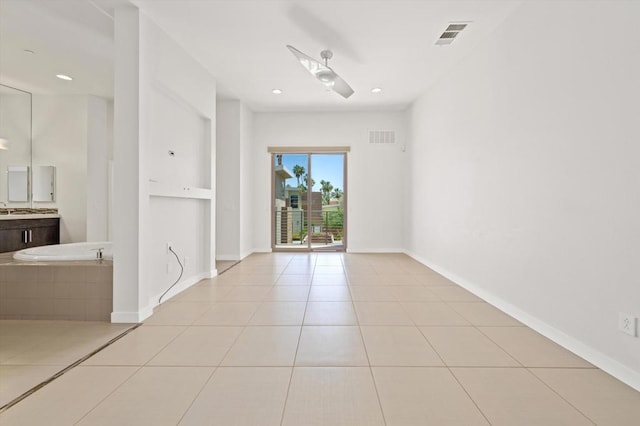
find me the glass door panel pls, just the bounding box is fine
[309,154,345,251]
[273,153,308,250]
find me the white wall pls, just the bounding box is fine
[252,112,407,252]
[32,96,84,243]
[86,96,110,241]
[216,99,254,260]
[407,0,640,389]
[239,103,253,257]
[112,6,216,322]
[216,100,241,260]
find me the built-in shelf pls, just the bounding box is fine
[148,181,212,200]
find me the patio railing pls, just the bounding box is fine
[274,209,343,246]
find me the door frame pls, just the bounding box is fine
[269,146,349,252]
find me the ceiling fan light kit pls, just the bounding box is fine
[286,45,355,99]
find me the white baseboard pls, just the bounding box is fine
[150,272,211,307]
[110,307,152,324]
[347,247,405,253]
[405,250,640,392]
[252,247,272,253]
[217,250,259,262]
[216,254,239,261]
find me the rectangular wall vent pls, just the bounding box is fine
[439,31,459,39]
[435,22,470,46]
[369,130,396,144]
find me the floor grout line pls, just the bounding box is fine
[0,322,142,414]
[348,258,389,426]
[279,255,314,426]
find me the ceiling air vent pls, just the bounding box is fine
[369,130,396,144]
[435,22,469,46]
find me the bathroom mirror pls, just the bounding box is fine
[0,84,32,206]
[33,165,56,202]
[7,165,29,202]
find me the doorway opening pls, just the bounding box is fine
[271,149,347,252]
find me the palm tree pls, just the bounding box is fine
[300,174,315,192]
[320,180,333,205]
[331,188,343,203]
[292,164,305,187]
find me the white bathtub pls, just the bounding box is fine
[13,241,113,262]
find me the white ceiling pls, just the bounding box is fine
[0,0,523,111]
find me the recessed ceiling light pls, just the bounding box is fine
[56,74,73,81]
[371,87,382,94]
[272,89,282,94]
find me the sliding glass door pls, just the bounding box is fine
[272,151,346,251]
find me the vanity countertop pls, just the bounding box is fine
[0,214,61,220]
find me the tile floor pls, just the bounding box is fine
[1,252,640,425]
[0,320,133,408]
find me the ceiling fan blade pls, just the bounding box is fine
[287,45,355,99]
[330,72,354,99]
[287,45,328,76]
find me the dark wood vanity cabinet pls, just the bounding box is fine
[0,217,60,253]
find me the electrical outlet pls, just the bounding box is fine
[618,312,637,337]
[166,242,172,254]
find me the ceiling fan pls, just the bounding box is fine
[286,45,354,99]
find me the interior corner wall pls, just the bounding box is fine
[407,0,640,389]
[252,111,408,252]
[215,100,254,261]
[32,95,88,244]
[216,100,241,260]
[239,103,253,258]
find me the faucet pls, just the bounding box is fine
[93,247,105,261]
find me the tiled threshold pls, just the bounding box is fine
[0,323,141,414]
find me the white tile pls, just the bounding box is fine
[353,302,413,325]
[361,326,443,366]
[308,286,351,301]
[304,302,358,325]
[479,327,593,367]
[373,367,489,425]
[221,326,300,366]
[401,302,470,326]
[77,366,213,425]
[148,326,242,366]
[249,302,306,325]
[180,367,291,426]
[452,367,593,425]
[282,367,385,426]
[421,326,520,367]
[0,366,138,426]
[531,368,640,426]
[194,302,260,326]
[296,326,368,366]
[82,326,184,366]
